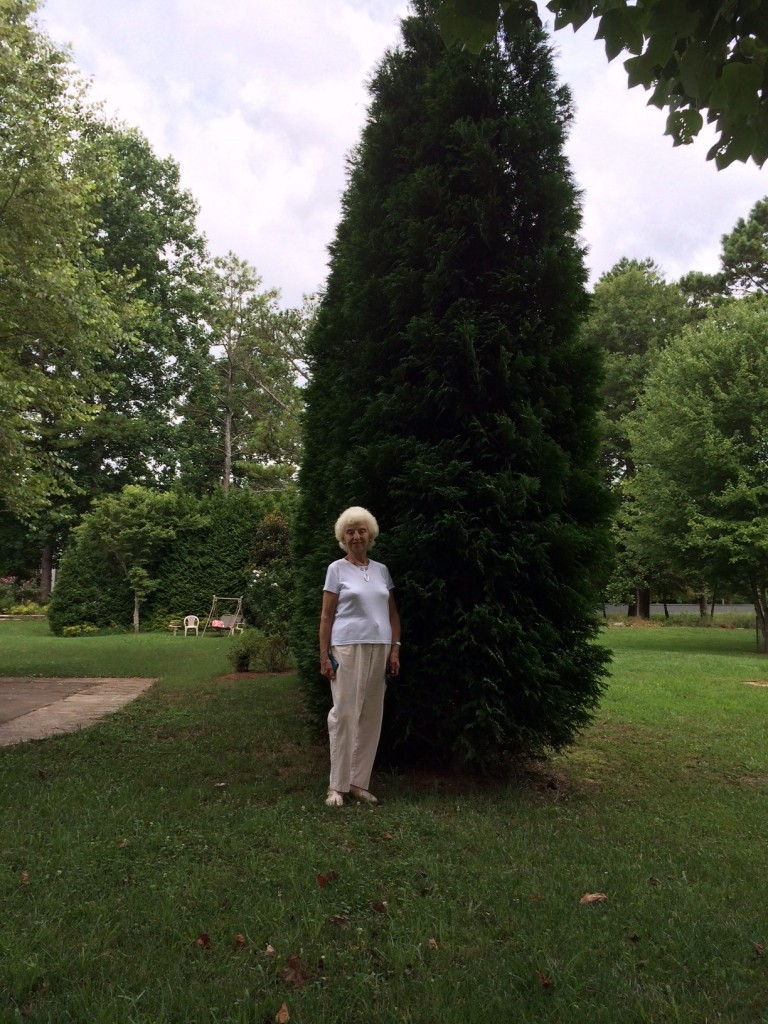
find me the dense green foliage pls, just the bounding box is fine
[437,0,768,167]
[295,3,612,767]
[581,259,691,609]
[628,300,768,646]
[0,0,138,518]
[48,489,293,634]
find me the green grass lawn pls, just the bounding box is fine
[1,619,767,1023]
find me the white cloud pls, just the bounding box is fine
[40,0,766,306]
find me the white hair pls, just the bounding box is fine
[334,506,379,551]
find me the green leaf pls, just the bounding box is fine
[709,61,763,119]
[501,0,541,36]
[624,52,655,89]
[595,6,645,60]
[545,0,596,33]
[665,107,704,145]
[677,41,717,101]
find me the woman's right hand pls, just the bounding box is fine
[320,653,336,680]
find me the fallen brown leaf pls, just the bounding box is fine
[275,1002,290,1023]
[116,838,129,848]
[316,870,339,888]
[36,769,48,779]
[233,933,246,949]
[381,831,394,841]
[281,954,308,989]
[754,942,764,958]
[264,943,277,957]
[331,914,349,929]
[19,871,30,885]
[536,968,554,988]
[195,933,212,949]
[579,892,607,905]
[371,900,389,913]
[427,938,438,950]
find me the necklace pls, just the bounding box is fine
[348,558,370,582]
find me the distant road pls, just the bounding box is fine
[601,603,754,617]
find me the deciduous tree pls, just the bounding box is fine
[628,300,768,647]
[436,0,768,167]
[0,0,135,518]
[205,253,309,492]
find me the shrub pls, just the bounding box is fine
[62,624,98,637]
[227,628,292,673]
[7,601,44,615]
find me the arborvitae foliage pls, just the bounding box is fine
[294,1,613,768]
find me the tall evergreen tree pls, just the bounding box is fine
[294,1,612,767]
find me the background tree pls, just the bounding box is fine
[205,253,309,493]
[436,0,768,167]
[0,0,136,519]
[582,258,688,614]
[67,123,212,496]
[628,300,768,647]
[585,258,688,483]
[294,2,613,768]
[6,120,215,593]
[721,195,768,295]
[80,486,201,633]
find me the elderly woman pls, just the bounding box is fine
[319,506,401,807]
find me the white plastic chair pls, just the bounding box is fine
[183,615,199,637]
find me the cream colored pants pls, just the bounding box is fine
[328,643,388,793]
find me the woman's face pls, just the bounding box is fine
[344,522,370,556]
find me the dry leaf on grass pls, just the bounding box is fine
[371,900,389,913]
[195,933,212,949]
[233,934,246,949]
[755,942,765,958]
[536,968,554,988]
[275,1002,290,1023]
[579,892,607,905]
[427,938,438,950]
[264,944,277,957]
[19,871,30,885]
[281,955,308,989]
[316,870,339,887]
[381,831,394,841]
[331,914,349,929]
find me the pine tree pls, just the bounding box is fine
[294,1,612,767]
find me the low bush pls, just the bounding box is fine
[61,624,98,637]
[227,628,292,672]
[7,601,45,615]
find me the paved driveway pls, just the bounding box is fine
[0,677,156,746]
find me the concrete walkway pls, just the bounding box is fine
[0,677,156,747]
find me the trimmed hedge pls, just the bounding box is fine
[49,487,295,634]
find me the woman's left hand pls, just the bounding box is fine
[387,647,400,677]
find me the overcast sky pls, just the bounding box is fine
[40,0,767,308]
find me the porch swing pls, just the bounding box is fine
[203,594,244,636]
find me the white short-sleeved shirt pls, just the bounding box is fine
[323,557,394,646]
